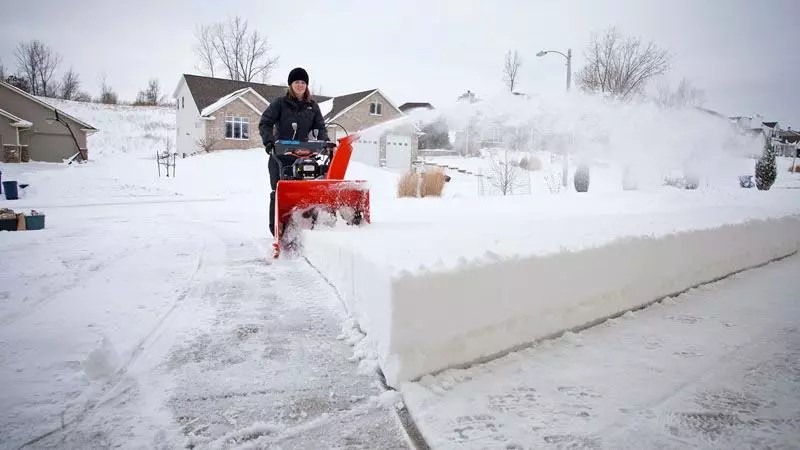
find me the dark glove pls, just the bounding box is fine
[264,142,274,154]
[325,141,337,149]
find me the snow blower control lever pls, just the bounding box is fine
[273,139,336,181]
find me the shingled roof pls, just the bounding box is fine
[180,74,332,112]
[323,89,376,120]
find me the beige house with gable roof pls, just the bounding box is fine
[0,80,97,163]
[173,74,418,170]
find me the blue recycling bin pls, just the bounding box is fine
[3,181,19,200]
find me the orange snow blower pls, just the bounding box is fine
[271,133,370,258]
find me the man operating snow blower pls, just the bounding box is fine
[259,67,370,258]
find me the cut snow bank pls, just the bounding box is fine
[304,212,800,387]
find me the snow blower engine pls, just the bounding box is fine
[270,133,370,258]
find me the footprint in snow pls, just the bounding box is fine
[448,414,508,444]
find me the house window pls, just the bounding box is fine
[369,102,382,115]
[181,97,184,109]
[225,116,250,139]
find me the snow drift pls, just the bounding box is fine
[305,211,800,387]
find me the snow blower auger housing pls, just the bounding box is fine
[271,134,369,258]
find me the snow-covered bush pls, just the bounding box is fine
[755,140,777,191]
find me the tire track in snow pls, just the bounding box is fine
[18,222,227,449]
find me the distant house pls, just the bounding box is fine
[0,80,97,163]
[774,128,800,157]
[172,74,418,170]
[322,88,418,170]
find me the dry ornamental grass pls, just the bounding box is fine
[397,168,448,198]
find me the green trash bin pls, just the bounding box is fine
[25,214,45,230]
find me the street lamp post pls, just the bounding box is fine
[536,48,571,91]
[537,48,573,187]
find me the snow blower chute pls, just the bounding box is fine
[271,134,369,258]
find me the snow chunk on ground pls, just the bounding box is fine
[81,336,120,380]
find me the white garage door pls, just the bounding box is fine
[352,137,380,167]
[385,134,411,169]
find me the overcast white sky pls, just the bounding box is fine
[2,0,798,126]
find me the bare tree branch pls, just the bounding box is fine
[196,16,279,82]
[0,59,5,80]
[14,40,62,97]
[503,50,522,92]
[656,77,706,108]
[193,25,217,77]
[15,41,41,95]
[135,78,161,105]
[98,73,118,104]
[577,27,671,100]
[59,67,81,100]
[488,149,526,195]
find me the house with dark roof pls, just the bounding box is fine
[0,80,97,163]
[172,74,418,170]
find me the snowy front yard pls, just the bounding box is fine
[1,97,799,448]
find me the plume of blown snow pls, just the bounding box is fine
[361,90,762,188]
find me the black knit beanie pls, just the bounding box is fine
[288,67,309,85]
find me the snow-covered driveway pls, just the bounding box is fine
[0,200,407,449]
[403,253,800,449]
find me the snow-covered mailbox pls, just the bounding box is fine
[302,212,800,388]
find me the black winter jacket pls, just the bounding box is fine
[258,95,329,150]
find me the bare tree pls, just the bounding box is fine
[503,50,522,92]
[656,77,706,108]
[0,59,5,81]
[194,25,217,77]
[195,16,279,82]
[98,74,118,104]
[59,68,81,100]
[196,136,218,153]
[74,91,92,102]
[15,40,62,97]
[577,27,671,100]
[487,150,527,195]
[135,78,161,105]
[5,74,30,92]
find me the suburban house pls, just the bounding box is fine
[172,74,418,170]
[774,127,800,157]
[0,80,97,163]
[729,115,799,157]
